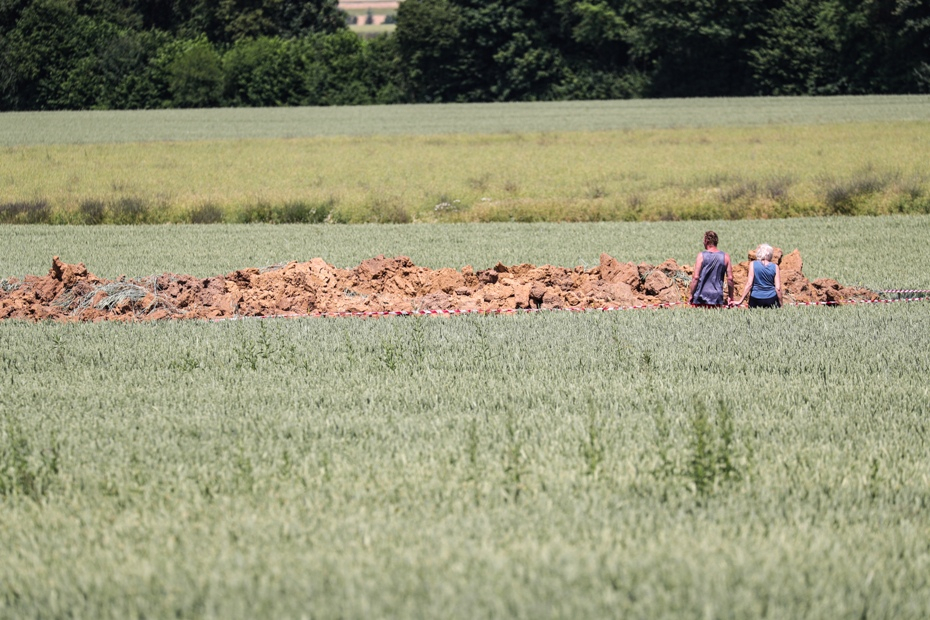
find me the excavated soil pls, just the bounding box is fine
[0,249,876,322]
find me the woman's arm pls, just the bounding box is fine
[688,253,703,303]
[724,253,735,303]
[736,261,755,305]
[775,265,783,305]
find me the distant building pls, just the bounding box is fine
[340,1,400,30]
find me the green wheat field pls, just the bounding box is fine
[2,218,930,618]
[2,97,930,618]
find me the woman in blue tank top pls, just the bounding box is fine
[736,243,782,308]
[687,231,734,306]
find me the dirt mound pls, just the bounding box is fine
[0,251,877,322]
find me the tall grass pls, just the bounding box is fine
[1,304,929,618]
[3,122,928,223]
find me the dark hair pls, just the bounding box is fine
[703,231,718,248]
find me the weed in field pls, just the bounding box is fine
[233,444,256,494]
[580,401,605,478]
[609,325,634,373]
[109,196,151,224]
[78,198,106,224]
[169,351,202,371]
[764,175,795,202]
[623,193,646,221]
[822,167,894,215]
[433,194,464,214]
[190,203,224,224]
[651,400,676,487]
[686,401,744,498]
[720,180,760,204]
[0,412,60,502]
[585,182,609,200]
[409,316,427,366]
[502,411,527,503]
[235,199,334,223]
[898,176,925,201]
[370,198,411,224]
[462,415,484,506]
[704,172,734,188]
[379,337,401,370]
[236,202,277,224]
[470,317,495,366]
[656,208,680,221]
[232,323,277,370]
[279,200,332,223]
[467,173,492,191]
[0,199,51,224]
[891,176,930,214]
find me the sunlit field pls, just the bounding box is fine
[3,98,930,618]
[2,296,930,618]
[2,97,929,223]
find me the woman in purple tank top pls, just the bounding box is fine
[687,231,734,307]
[736,243,783,308]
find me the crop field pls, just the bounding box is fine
[2,96,929,224]
[2,216,930,290]
[3,124,929,224]
[4,96,930,146]
[2,293,929,618]
[2,97,930,617]
[2,218,930,617]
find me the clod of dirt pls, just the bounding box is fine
[0,251,878,322]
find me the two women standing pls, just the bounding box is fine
[688,231,782,308]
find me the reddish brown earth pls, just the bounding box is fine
[0,250,876,322]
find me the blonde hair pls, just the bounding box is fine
[756,244,774,262]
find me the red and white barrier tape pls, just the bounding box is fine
[210,295,929,322]
[880,289,930,294]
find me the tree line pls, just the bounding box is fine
[2,0,928,111]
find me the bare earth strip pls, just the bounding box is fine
[0,250,874,322]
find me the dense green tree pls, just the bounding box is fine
[748,0,842,94]
[182,0,346,44]
[395,0,763,101]
[164,36,224,107]
[299,30,375,105]
[395,0,465,101]
[396,0,585,102]
[749,0,930,95]
[223,37,305,105]
[900,0,930,92]
[360,33,409,104]
[0,0,99,109]
[2,0,930,110]
[54,24,170,108]
[627,0,764,97]
[550,0,647,98]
